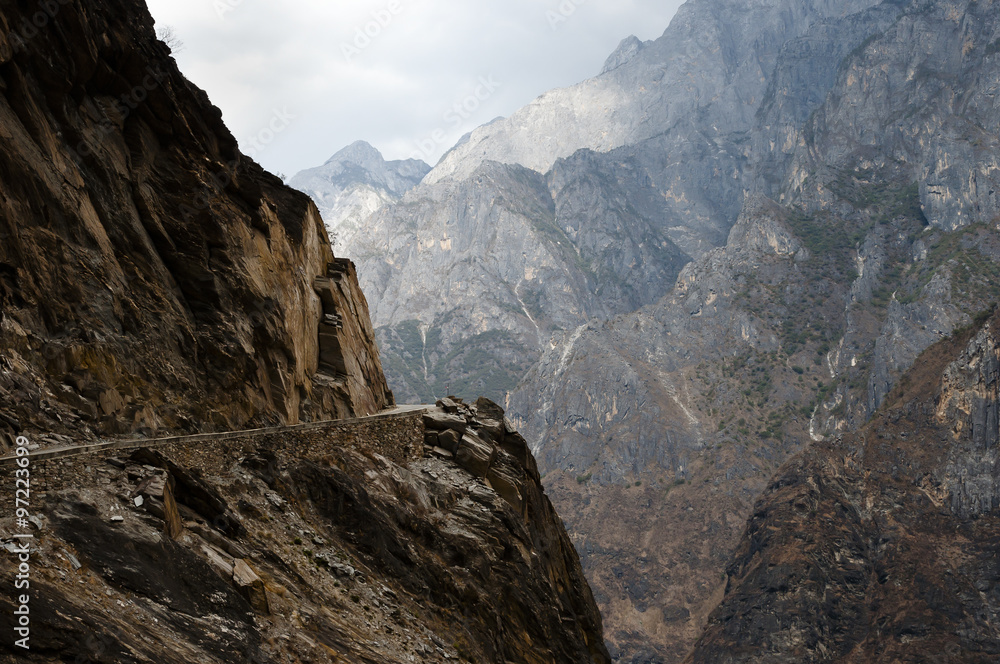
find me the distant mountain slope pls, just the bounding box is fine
[345,0,887,408]
[350,159,690,403]
[290,141,429,252]
[424,0,881,185]
[688,309,1000,663]
[510,0,1000,660]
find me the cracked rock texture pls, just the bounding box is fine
[688,311,1000,663]
[0,403,610,664]
[0,0,392,450]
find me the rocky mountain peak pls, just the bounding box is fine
[295,141,429,198]
[324,139,384,168]
[600,35,648,74]
[290,142,430,251]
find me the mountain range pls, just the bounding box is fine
[293,0,1000,659]
[0,1,608,662]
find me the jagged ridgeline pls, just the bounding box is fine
[0,1,611,663]
[303,0,1000,660]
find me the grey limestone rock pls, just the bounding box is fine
[289,141,429,252]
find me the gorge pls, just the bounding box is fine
[302,0,1000,660]
[0,0,998,661]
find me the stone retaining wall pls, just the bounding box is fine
[1,411,425,494]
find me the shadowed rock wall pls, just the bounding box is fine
[0,0,392,448]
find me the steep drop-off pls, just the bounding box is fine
[0,1,611,662]
[507,0,1000,660]
[0,401,610,664]
[688,309,1000,663]
[0,0,392,453]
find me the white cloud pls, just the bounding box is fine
[144,0,685,177]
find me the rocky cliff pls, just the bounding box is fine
[341,0,887,406]
[687,309,1000,663]
[0,401,610,664]
[289,141,429,254]
[0,0,611,662]
[507,0,1000,659]
[0,0,392,452]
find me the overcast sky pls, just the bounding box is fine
[144,0,685,179]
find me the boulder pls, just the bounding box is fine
[233,559,270,614]
[436,397,461,413]
[438,429,462,453]
[473,417,504,445]
[423,410,467,433]
[474,397,506,420]
[455,432,495,478]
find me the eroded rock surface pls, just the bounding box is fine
[0,401,609,664]
[688,311,1000,663]
[0,0,391,451]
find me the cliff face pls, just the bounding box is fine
[338,0,887,406]
[0,0,392,449]
[0,403,610,664]
[688,311,1000,663]
[504,0,1000,659]
[0,2,611,662]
